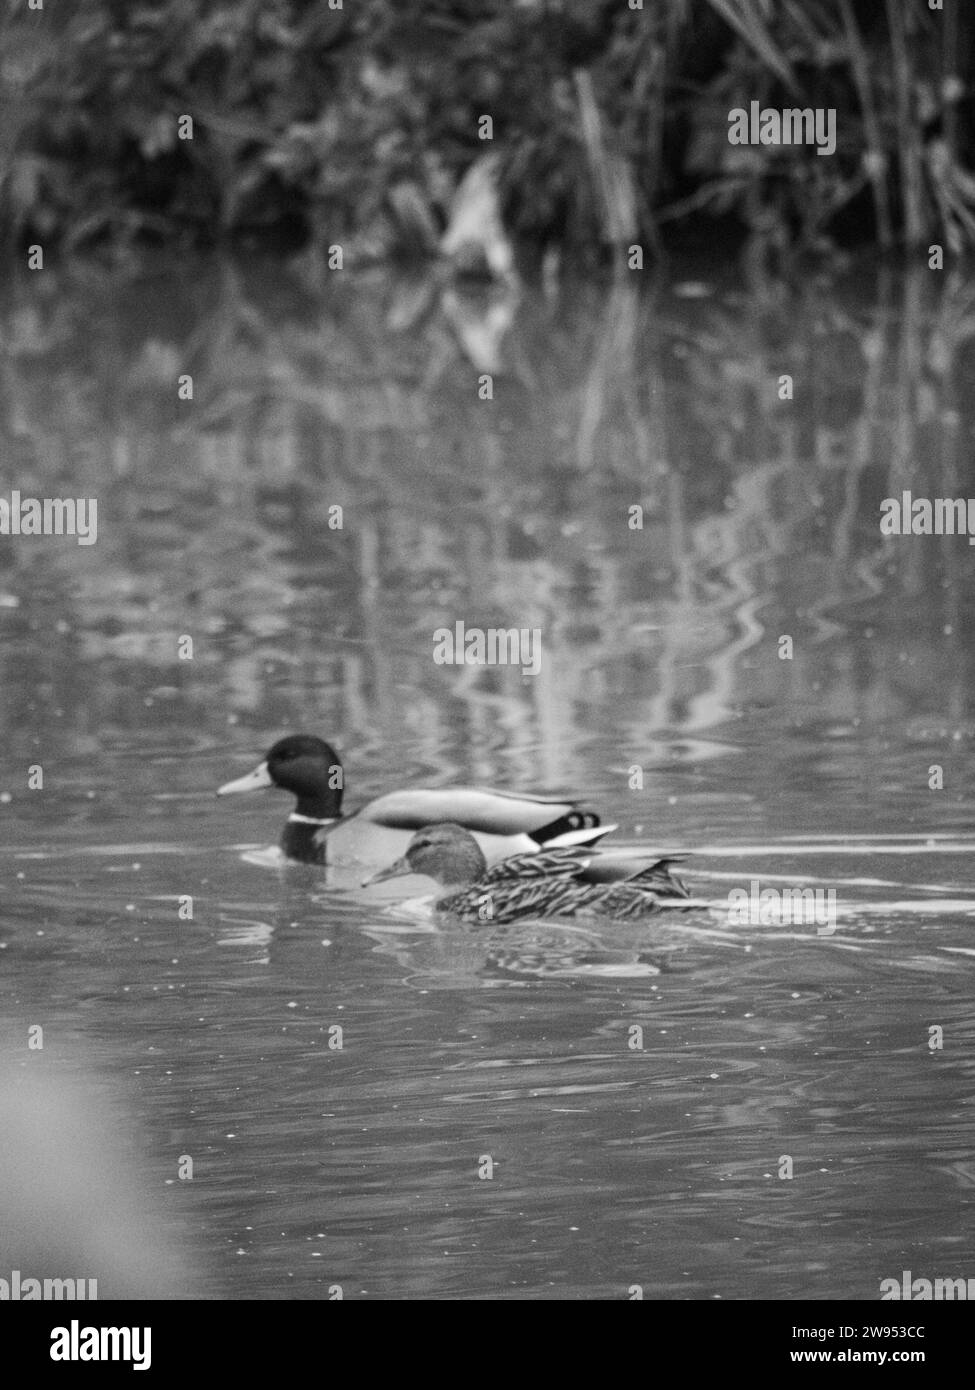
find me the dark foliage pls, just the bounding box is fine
[1,0,972,258]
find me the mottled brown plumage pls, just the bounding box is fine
[364,823,693,924]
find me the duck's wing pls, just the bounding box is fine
[478,847,594,884]
[576,851,692,890]
[357,787,599,836]
[449,853,694,924]
[443,849,595,923]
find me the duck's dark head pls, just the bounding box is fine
[363,822,487,888]
[218,734,344,819]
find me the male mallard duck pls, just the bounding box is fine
[217,734,615,866]
[363,822,693,923]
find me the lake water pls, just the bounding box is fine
[1,253,974,1299]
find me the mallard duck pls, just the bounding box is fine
[363,822,693,923]
[217,734,615,866]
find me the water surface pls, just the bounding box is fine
[1,255,974,1298]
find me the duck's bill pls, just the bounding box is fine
[361,857,412,887]
[217,761,272,796]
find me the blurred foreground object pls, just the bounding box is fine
[0,1059,195,1299]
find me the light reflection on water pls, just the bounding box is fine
[1,256,974,1298]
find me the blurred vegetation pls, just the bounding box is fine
[0,0,973,260]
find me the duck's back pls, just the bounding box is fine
[357,787,584,835]
[436,849,693,924]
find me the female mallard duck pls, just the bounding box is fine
[363,822,692,923]
[217,734,615,866]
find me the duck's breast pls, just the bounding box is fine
[319,816,540,871]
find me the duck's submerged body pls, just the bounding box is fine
[365,823,694,924]
[218,734,614,867]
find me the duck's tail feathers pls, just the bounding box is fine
[627,855,692,899]
[544,823,617,850]
[530,811,615,850]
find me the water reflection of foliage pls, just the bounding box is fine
[1,260,974,753]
